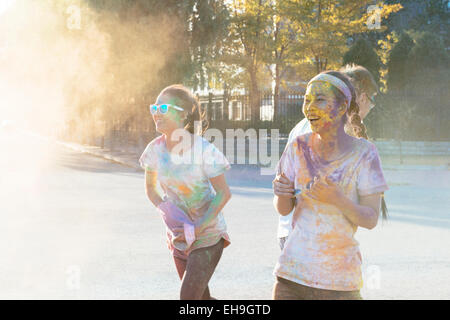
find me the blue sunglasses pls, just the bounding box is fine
[149,104,184,115]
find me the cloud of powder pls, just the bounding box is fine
[0,0,183,140]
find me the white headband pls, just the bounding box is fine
[307,73,352,108]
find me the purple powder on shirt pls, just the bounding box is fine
[296,137,317,179]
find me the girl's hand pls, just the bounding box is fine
[194,220,206,235]
[306,176,346,205]
[194,215,213,236]
[157,201,196,248]
[157,201,192,225]
[273,172,295,198]
[195,173,232,236]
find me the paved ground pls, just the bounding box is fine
[0,129,449,299]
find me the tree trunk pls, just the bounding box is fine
[315,56,320,74]
[208,92,213,122]
[249,68,260,124]
[273,63,281,122]
[222,83,229,121]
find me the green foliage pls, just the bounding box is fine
[87,0,230,91]
[284,0,402,78]
[407,31,449,72]
[377,31,399,93]
[380,30,450,140]
[387,30,449,96]
[385,32,414,93]
[343,38,382,82]
[404,31,449,116]
[48,0,449,141]
[410,0,449,37]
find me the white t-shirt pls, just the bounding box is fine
[277,118,311,238]
[139,134,231,254]
[274,133,388,290]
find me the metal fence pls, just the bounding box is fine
[198,92,305,136]
[61,90,449,152]
[198,91,450,142]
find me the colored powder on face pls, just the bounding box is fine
[156,95,185,125]
[171,109,184,124]
[304,82,344,132]
[330,106,339,117]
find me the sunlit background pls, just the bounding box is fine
[0,0,185,137]
[0,0,448,299]
[0,0,187,298]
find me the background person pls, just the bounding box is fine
[139,84,232,300]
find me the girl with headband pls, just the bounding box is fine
[139,84,231,300]
[272,71,388,299]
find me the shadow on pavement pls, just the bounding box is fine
[56,150,141,175]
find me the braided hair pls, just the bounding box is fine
[321,71,388,220]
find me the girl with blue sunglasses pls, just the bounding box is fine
[149,103,185,115]
[140,84,232,300]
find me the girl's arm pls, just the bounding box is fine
[273,173,296,215]
[334,193,382,230]
[144,170,164,208]
[308,176,382,229]
[195,173,231,232]
[273,195,295,216]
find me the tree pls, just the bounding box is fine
[87,0,229,90]
[222,1,402,121]
[405,31,449,140]
[385,0,449,44]
[284,0,402,78]
[343,37,382,82]
[182,0,230,90]
[223,0,273,121]
[377,31,398,93]
[374,31,414,140]
[40,0,231,144]
[379,30,450,140]
[263,1,299,121]
[385,32,414,94]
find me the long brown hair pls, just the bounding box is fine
[158,84,209,135]
[340,64,378,98]
[321,71,388,220]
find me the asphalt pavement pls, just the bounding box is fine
[0,129,449,299]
